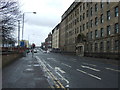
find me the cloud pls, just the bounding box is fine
[18,0,75,46]
[22,23,52,45]
[24,14,60,28]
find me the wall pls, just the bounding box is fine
[2,53,22,67]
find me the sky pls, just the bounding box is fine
[18,0,75,46]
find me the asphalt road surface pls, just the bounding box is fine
[3,49,120,89]
[35,49,120,88]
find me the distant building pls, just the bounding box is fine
[45,33,52,51]
[41,42,46,50]
[52,24,60,49]
[59,2,120,59]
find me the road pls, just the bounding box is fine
[34,49,120,88]
[3,49,120,89]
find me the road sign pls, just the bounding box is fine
[20,41,25,47]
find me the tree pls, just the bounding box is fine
[0,0,21,47]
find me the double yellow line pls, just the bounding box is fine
[36,56,65,88]
[45,66,65,88]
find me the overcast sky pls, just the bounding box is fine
[18,0,75,46]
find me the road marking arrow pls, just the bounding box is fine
[55,67,66,74]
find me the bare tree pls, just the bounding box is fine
[0,0,21,47]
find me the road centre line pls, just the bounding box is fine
[62,63,72,68]
[82,62,97,67]
[81,65,100,72]
[105,67,120,72]
[76,69,101,80]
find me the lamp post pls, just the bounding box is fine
[22,12,36,40]
[18,20,20,46]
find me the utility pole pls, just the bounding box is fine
[22,13,24,40]
[18,20,20,46]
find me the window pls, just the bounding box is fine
[91,7,93,16]
[91,20,93,28]
[86,22,88,29]
[80,6,82,12]
[83,3,85,10]
[95,17,98,26]
[90,44,93,51]
[107,25,111,36]
[86,33,88,39]
[95,30,98,38]
[83,24,85,31]
[100,14,104,23]
[80,15,82,21]
[86,10,88,17]
[77,17,79,22]
[115,23,119,34]
[90,31,93,39]
[115,6,118,17]
[77,27,79,33]
[101,2,104,8]
[95,3,98,12]
[115,40,118,50]
[95,43,98,51]
[83,13,85,20]
[80,26,82,32]
[106,41,110,50]
[100,28,104,37]
[107,10,110,20]
[100,42,104,51]
[87,3,89,7]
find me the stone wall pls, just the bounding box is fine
[2,53,22,68]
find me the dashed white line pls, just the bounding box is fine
[62,63,72,68]
[105,67,120,72]
[81,65,100,72]
[82,62,97,67]
[76,69,101,80]
[55,67,66,74]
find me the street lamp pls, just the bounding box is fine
[22,12,36,40]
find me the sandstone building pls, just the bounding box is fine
[59,2,120,59]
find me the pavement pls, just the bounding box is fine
[2,53,51,89]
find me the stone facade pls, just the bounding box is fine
[52,24,60,49]
[59,2,120,59]
[44,33,52,51]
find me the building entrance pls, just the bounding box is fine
[76,45,84,56]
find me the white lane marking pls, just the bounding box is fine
[36,56,65,88]
[81,65,100,72]
[47,64,53,69]
[62,63,72,68]
[105,67,120,72]
[47,58,57,62]
[56,71,69,84]
[82,62,97,67]
[72,59,77,62]
[76,69,101,80]
[43,60,47,64]
[55,67,66,74]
